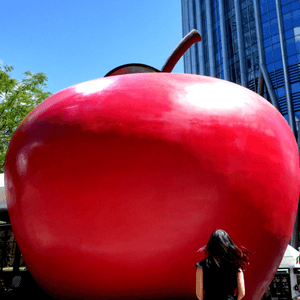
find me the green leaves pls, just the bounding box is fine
[0,64,51,173]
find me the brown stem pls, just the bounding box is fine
[161,29,202,73]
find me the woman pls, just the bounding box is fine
[195,229,250,300]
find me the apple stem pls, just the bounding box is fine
[161,29,202,73]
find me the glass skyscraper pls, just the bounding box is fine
[181,0,300,248]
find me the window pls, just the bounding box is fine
[292,1,300,11]
[246,47,252,56]
[262,22,270,38]
[274,60,283,69]
[291,82,300,93]
[276,87,286,97]
[288,55,297,64]
[251,29,257,44]
[247,59,252,69]
[267,63,274,72]
[272,34,280,44]
[264,37,271,47]
[269,9,277,20]
[262,13,268,23]
[294,26,300,36]
[283,13,293,30]
[253,51,259,65]
[286,37,297,55]
[260,0,268,14]
[272,43,281,60]
[252,44,259,53]
[270,18,279,34]
[292,10,300,27]
[295,35,300,53]
[286,29,294,39]
[241,0,247,10]
[243,6,251,22]
[245,31,251,48]
[249,20,255,31]
[242,9,248,26]
[282,4,291,14]
[265,46,273,64]
[267,0,276,11]
[233,39,239,55]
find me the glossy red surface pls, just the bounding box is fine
[4,73,300,299]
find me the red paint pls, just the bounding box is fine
[4,73,300,299]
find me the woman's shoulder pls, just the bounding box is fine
[195,259,207,268]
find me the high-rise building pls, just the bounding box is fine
[181,0,300,248]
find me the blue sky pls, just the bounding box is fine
[0,0,184,95]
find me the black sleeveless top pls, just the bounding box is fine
[196,257,238,300]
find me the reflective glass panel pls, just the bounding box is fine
[292,1,300,10]
[272,43,281,59]
[274,60,283,69]
[264,38,271,47]
[294,27,300,36]
[291,82,300,93]
[242,9,248,25]
[241,0,247,9]
[265,46,273,64]
[282,4,291,14]
[277,87,286,97]
[292,10,300,27]
[246,47,252,56]
[262,13,268,23]
[267,63,274,72]
[262,22,270,38]
[283,13,293,30]
[295,35,300,53]
[251,29,257,44]
[249,5,254,21]
[286,29,294,39]
[286,37,297,55]
[260,0,268,14]
[245,32,251,47]
[267,0,276,11]
[270,19,279,34]
[269,9,277,20]
[249,19,255,30]
[272,34,280,44]
[288,55,297,64]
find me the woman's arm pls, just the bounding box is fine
[196,267,204,300]
[237,268,245,300]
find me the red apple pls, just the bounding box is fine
[4,72,300,300]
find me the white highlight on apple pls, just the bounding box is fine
[75,78,115,96]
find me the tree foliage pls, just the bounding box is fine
[0,64,51,173]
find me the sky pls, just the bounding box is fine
[1,0,184,95]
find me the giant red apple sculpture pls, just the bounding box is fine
[4,30,300,300]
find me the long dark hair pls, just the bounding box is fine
[199,229,251,271]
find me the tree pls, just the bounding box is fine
[0,64,51,173]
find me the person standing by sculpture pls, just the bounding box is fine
[196,229,250,300]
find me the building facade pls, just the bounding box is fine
[181,0,300,248]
